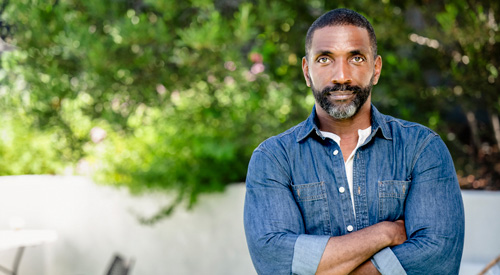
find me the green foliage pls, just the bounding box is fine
[0,0,499,222]
[0,0,314,222]
[392,0,500,189]
[0,114,65,175]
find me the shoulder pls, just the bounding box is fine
[377,112,453,171]
[380,112,438,141]
[247,121,308,182]
[255,120,307,153]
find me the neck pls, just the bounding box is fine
[315,101,371,138]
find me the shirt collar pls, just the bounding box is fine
[296,105,322,142]
[296,104,393,143]
[369,104,392,141]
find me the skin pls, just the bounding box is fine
[301,25,407,274]
[303,25,381,161]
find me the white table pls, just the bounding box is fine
[0,230,57,275]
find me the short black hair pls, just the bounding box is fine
[305,8,377,59]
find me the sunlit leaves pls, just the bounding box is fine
[1,0,498,222]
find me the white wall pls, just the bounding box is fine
[0,176,498,275]
[0,176,254,275]
[460,190,500,275]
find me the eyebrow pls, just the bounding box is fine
[349,50,364,56]
[313,49,367,58]
[313,50,333,58]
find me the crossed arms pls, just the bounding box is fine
[316,220,406,274]
[244,135,464,274]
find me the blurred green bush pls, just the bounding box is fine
[0,0,498,222]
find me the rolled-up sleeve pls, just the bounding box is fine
[292,234,330,274]
[371,247,406,275]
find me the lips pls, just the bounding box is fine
[327,92,355,101]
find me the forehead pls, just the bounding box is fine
[310,25,372,56]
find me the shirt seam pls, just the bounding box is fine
[253,146,292,185]
[409,132,439,174]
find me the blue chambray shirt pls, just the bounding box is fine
[244,104,465,275]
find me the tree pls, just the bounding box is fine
[0,0,498,223]
[392,0,500,189]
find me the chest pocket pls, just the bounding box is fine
[378,180,410,221]
[291,182,331,235]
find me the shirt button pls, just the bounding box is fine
[333,150,339,155]
[339,187,345,193]
[347,225,354,232]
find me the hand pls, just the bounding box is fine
[388,220,407,246]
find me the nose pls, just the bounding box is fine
[331,59,352,84]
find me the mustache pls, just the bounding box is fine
[321,84,363,95]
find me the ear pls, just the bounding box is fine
[372,55,382,85]
[302,56,311,87]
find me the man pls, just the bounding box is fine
[244,8,464,275]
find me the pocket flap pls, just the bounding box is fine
[292,182,326,201]
[378,180,410,198]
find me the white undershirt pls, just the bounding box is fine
[320,127,372,217]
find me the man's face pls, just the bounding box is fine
[302,25,382,120]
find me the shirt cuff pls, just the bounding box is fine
[371,247,407,275]
[291,234,330,275]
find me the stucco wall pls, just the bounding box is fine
[0,176,254,275]
[0,176,498,275]
[460,190,500,275]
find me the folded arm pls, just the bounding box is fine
[373,135,465,274]
[316,220,406,275]
[244,147,406,275]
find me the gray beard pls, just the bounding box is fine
[325,99,359,119]
[311,77,373,120]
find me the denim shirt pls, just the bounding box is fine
[244,105,464,275]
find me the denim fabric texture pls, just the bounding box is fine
[244,105,465,275]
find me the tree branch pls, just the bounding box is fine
[491,112,500,150]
